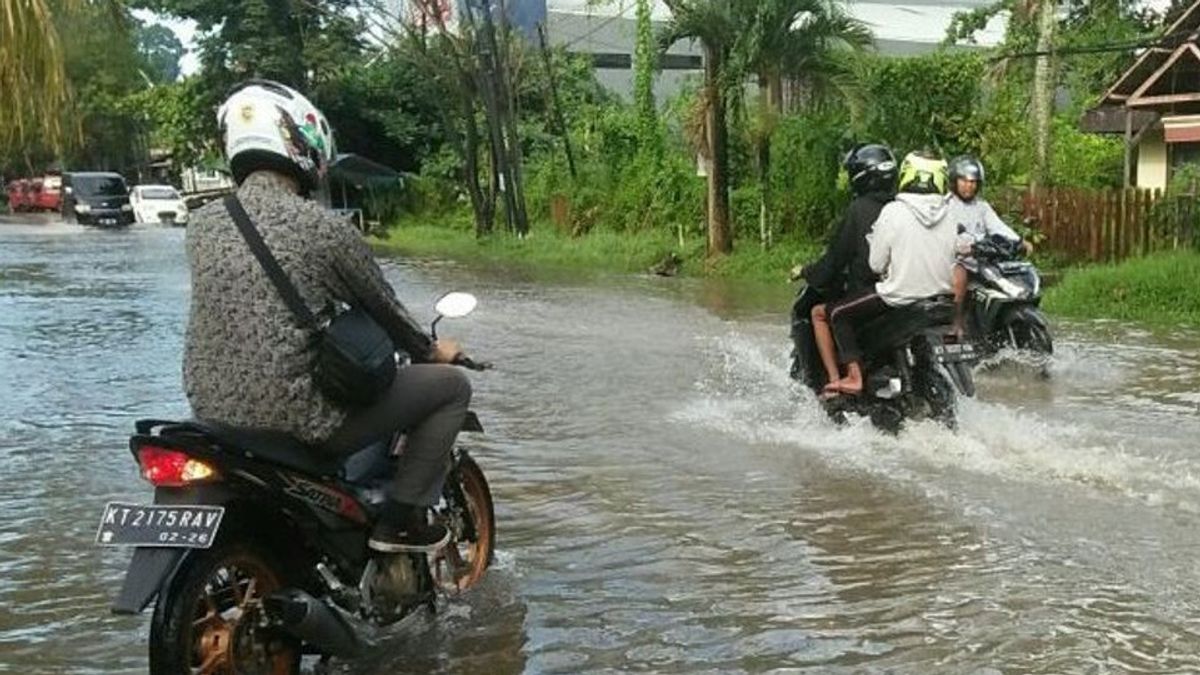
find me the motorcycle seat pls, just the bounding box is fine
[188,420,345,477]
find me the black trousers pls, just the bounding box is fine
[323,364,472,506]
[827,289,891,365]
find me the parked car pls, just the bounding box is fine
[6,179,26,212]
[130,184,188,226]
[7,175,64,214]
[35,174,63,212]
[63,172,133,227]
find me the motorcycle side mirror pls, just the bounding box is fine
[435,292,477,319]
[431,292,478,340]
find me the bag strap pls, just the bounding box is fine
[224,195,319,330]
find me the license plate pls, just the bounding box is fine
[95,502,224,548]
[932,342,976,364]
[100,218,116,225]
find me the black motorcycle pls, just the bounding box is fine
[98,292,495,674]
[963,233,1053,356]
[790,287,977,433]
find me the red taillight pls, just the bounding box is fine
[137,445,219,487]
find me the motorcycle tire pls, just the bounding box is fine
[149,540,300,675]
[1020,322,1053,355]
[433,454,496,593]
[869,402,905,435]
[922,369,958,430]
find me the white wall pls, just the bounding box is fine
[1137,128,1169,191]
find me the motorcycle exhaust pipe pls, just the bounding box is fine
[265,588,372,658]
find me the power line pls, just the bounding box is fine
[988,27,1198,62]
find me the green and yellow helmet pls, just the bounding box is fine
[897,151,948,195]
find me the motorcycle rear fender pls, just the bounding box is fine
[110,484,236,615]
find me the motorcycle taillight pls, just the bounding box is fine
[137,445,219,487]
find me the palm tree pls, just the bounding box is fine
[731,0,871,247]
[0,0,74,159]
[661,0,738,255]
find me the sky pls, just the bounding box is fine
[139,0,1180,80]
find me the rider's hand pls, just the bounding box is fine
[1021,240,1034,255]
[427,339,462,364]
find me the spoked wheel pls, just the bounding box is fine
[149,542,299,675]
[433,454,495,594]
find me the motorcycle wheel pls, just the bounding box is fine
[1020,322,1053,355]
[923,369,957,430]
[433,455,495,593]
[1007,319,1053,355]
[869,402,905,435]
[149,541,300,675]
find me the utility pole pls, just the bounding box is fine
[536,22,577,180]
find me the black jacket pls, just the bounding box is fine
[802,191,892,298]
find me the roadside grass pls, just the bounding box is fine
[380,218,1200,328]
[1044,251,1200,327]
[377,219,822,284]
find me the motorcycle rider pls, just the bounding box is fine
[184,80,467,554]
[947,155,1032,335]
[795,144,897,384]
[814,151,957,396]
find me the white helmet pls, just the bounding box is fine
[217,79,335,194]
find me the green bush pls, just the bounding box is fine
[769,111,850,239]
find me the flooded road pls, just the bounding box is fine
[2,221,1200,673]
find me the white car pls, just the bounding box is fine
[130,185,189,226]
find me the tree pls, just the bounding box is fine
[133,0,364,90]
[661,0,738,255]
[1030,0,1055,188]
[136,22,185,83]
[0,0,73,161]
[730,0,870,247]
[633,0,660,155]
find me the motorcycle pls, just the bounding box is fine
[790,286,978,433]
[98,292,496,674]
[962,232,1053,357]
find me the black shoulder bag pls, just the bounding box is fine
[224,196,396,406]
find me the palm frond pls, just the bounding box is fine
[0,0,76,154]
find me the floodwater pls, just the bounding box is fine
[2,219,1199,673]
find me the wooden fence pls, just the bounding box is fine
[991,187,1199,263]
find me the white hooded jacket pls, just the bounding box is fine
[867,193,957,306]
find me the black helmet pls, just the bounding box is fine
[843,143,898,196]
[948,155,986,195]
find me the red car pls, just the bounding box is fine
[6,176,62,213]
[6,179,29,212]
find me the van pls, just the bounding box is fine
[63,172,133,227]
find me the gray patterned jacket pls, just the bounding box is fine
[183,173,432,444]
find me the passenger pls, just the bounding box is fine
[798,144,897,386]
[813,151,957,396]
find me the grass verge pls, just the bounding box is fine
[1044,251,1200,327]
[376,220,821,284]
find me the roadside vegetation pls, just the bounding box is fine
[4,0,1199,325]
[1044,251,1200,327]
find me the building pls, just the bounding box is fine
[546,0,1006,101]
[1083,1,1200,190]
[392,0,1006,101]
